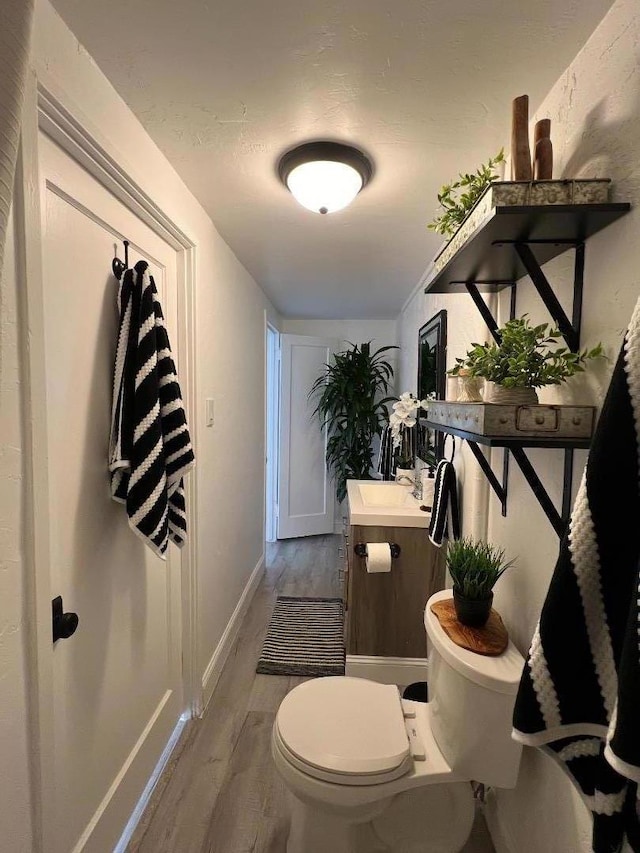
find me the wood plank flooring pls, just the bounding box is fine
[127,534,495,853]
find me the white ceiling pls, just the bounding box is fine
[52,0,614,318]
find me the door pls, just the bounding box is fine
[278,334,335,538]
[37,131,184,853]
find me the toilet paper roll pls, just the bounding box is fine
[365,542,392,573]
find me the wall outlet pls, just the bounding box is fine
[205,398,214,427]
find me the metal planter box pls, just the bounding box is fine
[433,179,611,274]
[428,401,595,439]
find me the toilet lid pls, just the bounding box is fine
[275,677,410,777]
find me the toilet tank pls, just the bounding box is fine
[424,591,525,789]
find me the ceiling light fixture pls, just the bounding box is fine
[278,141,373,215]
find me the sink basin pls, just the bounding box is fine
[358,482,420,507]
[346,480,431,528]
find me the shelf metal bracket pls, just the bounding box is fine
[512,240,584,352]
[466,441,508,516]
[465,283,503,343]
[509,447,571,539]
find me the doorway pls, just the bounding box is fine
[265,323,280,542]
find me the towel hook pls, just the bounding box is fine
[112,239,129,280]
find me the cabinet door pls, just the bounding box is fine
[347,526,446,657]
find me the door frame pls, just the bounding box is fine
[265,319,280,542]
[17,73,200,852]
[277,334,336,539]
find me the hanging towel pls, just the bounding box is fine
[428,459,460,546]
[512,297,640,853]
[376,425,394,481]
[109,261,194,558]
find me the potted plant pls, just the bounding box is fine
[449,316,604,405]
[310,342,397,503]
[447,538,515,628]
[428,149,506,237]
[389,393,434,484]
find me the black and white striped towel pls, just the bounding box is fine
[376,425,394,480]
[513,297,640,852]
[109,261,194,558]
[428,458,460,546]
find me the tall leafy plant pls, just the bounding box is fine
[310,342,397,502]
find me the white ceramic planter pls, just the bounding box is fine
[483,382,539,405]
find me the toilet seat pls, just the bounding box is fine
[275,677,413,786]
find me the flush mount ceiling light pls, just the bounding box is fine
[278,141,373,215]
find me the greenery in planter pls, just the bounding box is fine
[310,342,397,503]
[447,538,515,600]
[428,149,506,237]
[449,316,604,389]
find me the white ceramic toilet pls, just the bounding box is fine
[272,590,525,853]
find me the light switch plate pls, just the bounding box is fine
[205,398,214,427]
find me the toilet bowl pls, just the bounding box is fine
[272,590,525,853]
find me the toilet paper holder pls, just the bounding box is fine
[355,543,401,559]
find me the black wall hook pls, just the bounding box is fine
[112,239,129,280]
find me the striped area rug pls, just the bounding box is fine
[256,596,345,677]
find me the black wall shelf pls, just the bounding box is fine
[422,200,631,539]
[424,204,630,294]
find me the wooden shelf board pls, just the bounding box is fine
[425,203,630,294]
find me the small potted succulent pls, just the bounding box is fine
[447,538,515,628]
[449,316,604,405]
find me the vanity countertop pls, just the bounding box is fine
[346,480,431,528]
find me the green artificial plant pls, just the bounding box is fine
[450,316,604,389]
[428,149,506,237]
[310,342,397,502]
[447,538,515,601]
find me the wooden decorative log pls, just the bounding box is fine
[533,118,553,180]
[511,95,532,181]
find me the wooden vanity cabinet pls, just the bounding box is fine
[345,525,446,658]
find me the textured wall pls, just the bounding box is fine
[396,286,493,540]
[33,0,281,707]
[488,2,640,850]
[0,3,280,848]
[0,210,33,852]
[398,1,640,850]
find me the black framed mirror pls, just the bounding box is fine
[417,310,447,463]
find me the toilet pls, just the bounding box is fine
[272,589,525,853]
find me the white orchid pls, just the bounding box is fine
[389,392,433,450]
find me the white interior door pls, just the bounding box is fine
[37,131,184,853]
[278,334,335,539]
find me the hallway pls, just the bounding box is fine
[127,535,496,853]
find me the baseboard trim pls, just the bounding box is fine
[484,789,513,853]
[201,553,265,710]
[345,655,428,686]
[113,714,187,853]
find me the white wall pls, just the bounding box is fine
[0,206,33,852]
[281,318,398,390]
[0,2,280,849]
[489,2,640,850]
[397,1,640,850]
[396,287,493,539]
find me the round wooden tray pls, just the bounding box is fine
[430,598,508,656]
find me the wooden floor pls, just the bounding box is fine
[127,534,495,853]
